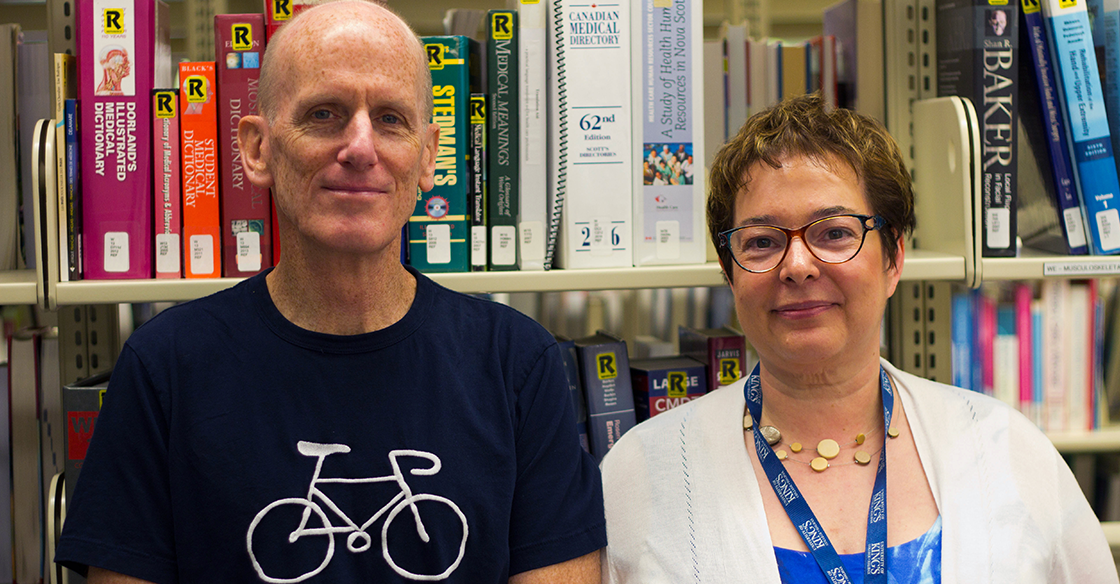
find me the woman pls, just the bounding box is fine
[600,93,1116,583]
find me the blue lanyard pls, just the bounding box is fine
[744,363,894,584]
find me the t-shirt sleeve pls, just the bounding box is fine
[507,340,607,575]
[54,343,179,583]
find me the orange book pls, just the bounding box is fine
[179,61,221,278]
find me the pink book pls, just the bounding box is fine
[1014,283,1033,420]
[216,14,271,277]
[152,89,181,278]
[78,0,171,279]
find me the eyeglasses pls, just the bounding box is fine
[718,214,887,273]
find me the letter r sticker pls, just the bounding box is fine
[185,76,208,103]
[232,24,253,51]
[155,91,176,118]
[272,0,291,20]
[103,9,124,34]
[719,358,741,385]
[426,44,445,70]
[597,353,617,380]
[492,13,513,39]
[667,372,686,397]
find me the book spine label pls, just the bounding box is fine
[179,61,221,278]
[1023,0,1091,253]
[79,0,157,278]
[551,0,634,268]
[216,14,271,277]
[936,0,1019,257]
[578,340,636,462]
[1043,0,1120,254]
[632,365,705,422]
[64,99,82,279]
[487,9,520,270]
[470,93,487,271]
[153,89,181,277]
[264,0,311,40]
[518,1,549,269]
[634,0,704,265]
[411,37,472,272]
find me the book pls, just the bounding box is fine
[677,325,748,392]
[179,61,221,278]
[702,39,726,159]
[550,0,634,269]
[993,301,1019,407]
[0,362,12,581]
[1041,278,1069,431]
[1042,0,1120,254]
[486,9,519,271]
[0,24,18,271]
[555,335,590,453]
[950,287,975,390]
[78,0,171,279]
[720,21,748,137]
[1015,282,1035,420]
[822,0,885,122]
[1067,281,1091,431]
[264,0,314,40]
[1018,0,1091,255]
[781,41,808,99]
[62,371,110,514]
[517,0,548,270]
[632,0,707,266]
[153,89,182,278]
[573,331,636,462]
[937,0,1019,258]
[216,14,271,277]
[18,31,49,272]
[411,36,478,273]
[1101,0,1120,224]
[470,93,487,271]
[748,36,770,117]
[630,355,707,422]
[64,98,83,281]
[52,53,76,282]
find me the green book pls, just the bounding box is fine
[485,10,519,270]
[410,36,478,273]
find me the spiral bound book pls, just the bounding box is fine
[549,0,634,269]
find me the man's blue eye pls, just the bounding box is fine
[311,110,332,120]
[381,114,401,125]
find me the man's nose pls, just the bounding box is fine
[338,113,380,168]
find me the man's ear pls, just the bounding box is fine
[417,121,440,193]
[239,115,274,189]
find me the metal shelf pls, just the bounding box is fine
[0,270,38,305]
[1103,521,1120,548]
[981,248,1120,280]
[1048,427,1120,453]
[44,251,965,305]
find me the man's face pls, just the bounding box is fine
[258,11,437,256]
[988,10,1007,35]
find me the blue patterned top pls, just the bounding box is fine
[774,516,942,584]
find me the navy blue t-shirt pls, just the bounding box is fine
[55,268,606,583]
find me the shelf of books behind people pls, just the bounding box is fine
[6,0,1120,553]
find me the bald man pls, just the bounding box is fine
[54,3,606,582]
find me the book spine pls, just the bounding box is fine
[518,0,548,270]
[1042,0,1120,254]
[557,338,590,453]
[633,364,706,422]
[633,0,705,266]
[1015,282,1034,419]
[1031,298,1045,427]
[487,9,520,271]
[936,0,1019,257]
[1022,0,1091,254]
[993,302,1019,407]
[64,99,81,280]
[411,36,472,273]
[216,14,271,277]
[1066,281,1090,431]
[264,0,311,40]
[153,89,181,278]
[550,0,634,269]
[179,61,221,278]
[470,93,487,271]
[53,53,74,282]
[62,379,107,513]
[576,339,636,463]
[1041,278,1068,431]
[79,0,159,278]
[951,289,974,390]
[708,335,745,390]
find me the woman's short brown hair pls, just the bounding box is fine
[707,92,915,276]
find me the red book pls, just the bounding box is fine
[216,14,271,277]
[264,0,314,40]
[152,89,181,278]
[78,0,171,278]
[179,61,221,278]
[678,326,748,392]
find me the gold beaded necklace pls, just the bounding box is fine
[743,413,900,472]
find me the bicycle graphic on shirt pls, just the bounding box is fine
[247,441,469,583]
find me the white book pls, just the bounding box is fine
[1041,279,1069,432]
[18,31,50,272]
[720,21,748,139]
[747,37,770,117]
[518,0,549,270]
[1066,282,1090,432]
[702,39,726,164]
[550,0,634,269]
[632,0,705,266]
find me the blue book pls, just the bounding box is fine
[951,290,975,390]
[1031,301,1044,426]
[1020,0,1090,254]
[573,332,636,463]
[64,98,81,280]
[555,335,590,454]
[1041,0,1120,254]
